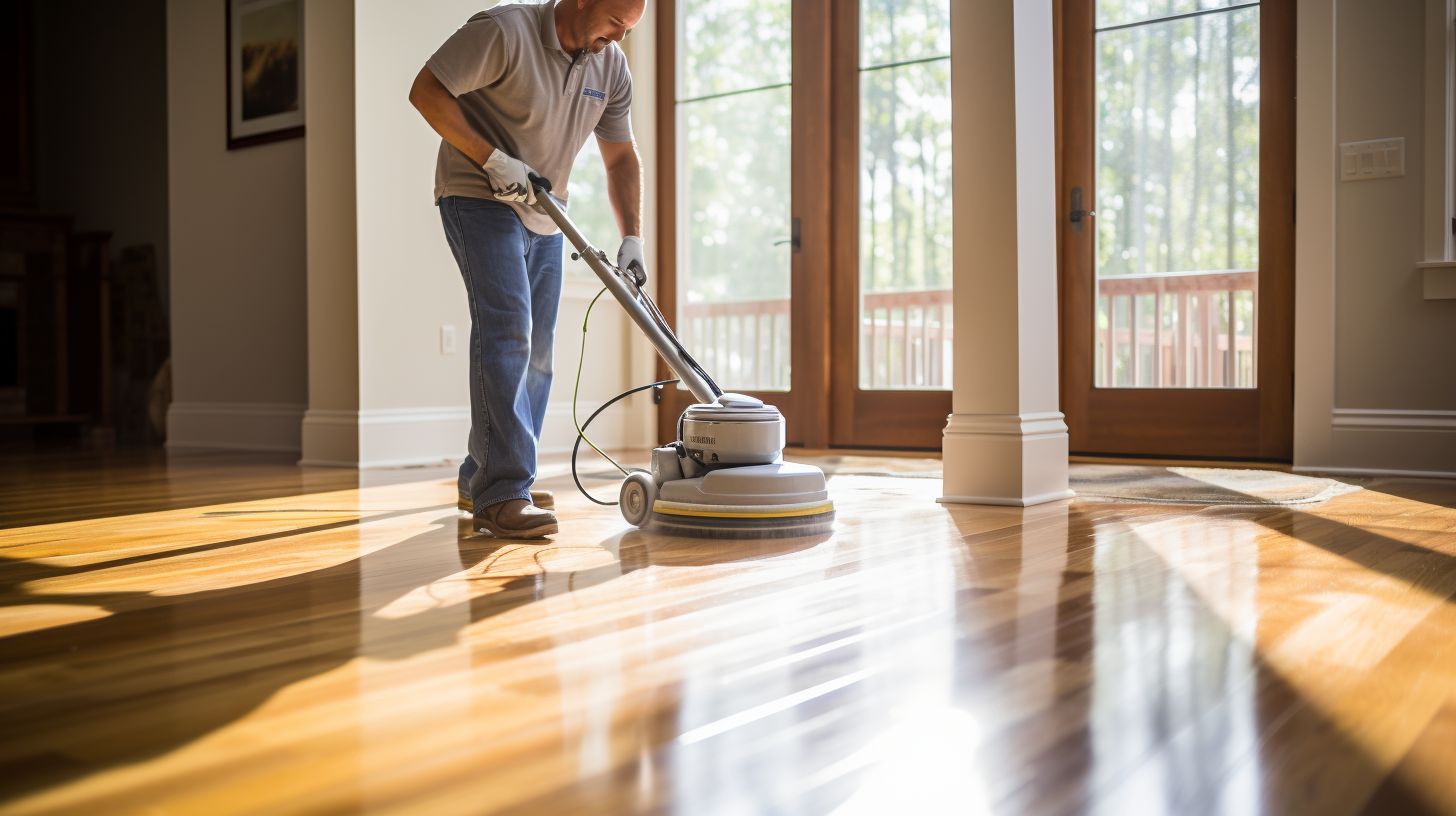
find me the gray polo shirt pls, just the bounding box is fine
[426,1,633,235]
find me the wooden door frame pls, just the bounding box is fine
[656,0,951,451]
[1057,0,1295,460]
[827,2,951,450]
[652,0,831,448]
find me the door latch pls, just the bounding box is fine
[1070,187,1096,232]
[773,217,802,252]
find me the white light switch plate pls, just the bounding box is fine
[440,324,457,355]
[1340,137,1405,181]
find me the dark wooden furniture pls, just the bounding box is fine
[0,211,112,438]
[0,0,34,208]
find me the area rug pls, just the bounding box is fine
[566,456,1359,507]
[1069,465,1361,506]
[812,455,943,479]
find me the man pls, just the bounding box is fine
[409,0,646,539]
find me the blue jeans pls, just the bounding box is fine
[438,196,563,510]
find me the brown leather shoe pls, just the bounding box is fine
[458,489,555,513]
[474,499,558,539]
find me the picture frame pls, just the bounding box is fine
[226,0,305,150]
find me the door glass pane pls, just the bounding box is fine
[861,0,950,68]
[858,0,953,391]
[678,0,791,99]
[562,136,613,282]
[1093,3,1259,389]
[1097,0,1246,31]
[676,0,792,392]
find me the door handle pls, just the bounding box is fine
[773,217,802,251]
[1070,186,1096,232]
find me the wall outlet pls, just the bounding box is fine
[1339,137,1405,181]
[440,324,457,355]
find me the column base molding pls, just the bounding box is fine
[939,411,1073,507]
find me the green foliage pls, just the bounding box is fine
[675,0,795,305]
[679,0,791,100]
[858,35,951,296]
[1094,5,1261,278]
[860,0,955,296]
[679,87,794,304]
[861,0,949,67]
[1096,0,1243,29]
[674,0,954,306]
[560,136,620,281]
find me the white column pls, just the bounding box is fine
[939,0,1072,507]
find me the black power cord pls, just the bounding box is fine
[572,379,679,505]
[534,161,718,508]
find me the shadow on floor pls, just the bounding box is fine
[0,505,829,804]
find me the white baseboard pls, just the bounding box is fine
[539,397,655,456]
[1331,409,1456,432]
[299,408,361,467]
[297,399,656,468]
[1295,465,1456,480]
[356,407,470,468]
[940,411,1073,506]
[166,401,305,453]
[295,406,468,468]
[1317,408,1456,477]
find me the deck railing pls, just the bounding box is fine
[1096,269,1257,388]
[857,289,953,389]
[677,296,793,391]
[677,269,1256,391]
[679,289,953,390]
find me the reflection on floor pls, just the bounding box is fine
[2,449,1455,814]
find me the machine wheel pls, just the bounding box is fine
[619,472,658,528]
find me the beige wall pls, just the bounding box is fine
[354,0,474,417]
[165,0,308,451]
[338,0,648,466]
[1335,0,1454,408]
[1297,0,1456,476]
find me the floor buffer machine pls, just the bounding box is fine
[529,173,835,538]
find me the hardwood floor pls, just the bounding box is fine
[2,449,1455,814]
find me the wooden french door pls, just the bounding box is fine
[656,0,952,450]
[1059,0,1295,459]
[828,0,953,448]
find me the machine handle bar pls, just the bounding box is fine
[526,173,718,404]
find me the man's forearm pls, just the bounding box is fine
[604,143,643,237]
[409,66,497,167]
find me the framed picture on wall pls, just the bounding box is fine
[226,0,305,149]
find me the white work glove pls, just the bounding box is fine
[482,148,537,205]
[617,235,646,285]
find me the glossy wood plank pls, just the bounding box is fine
[2,450,1455,814]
